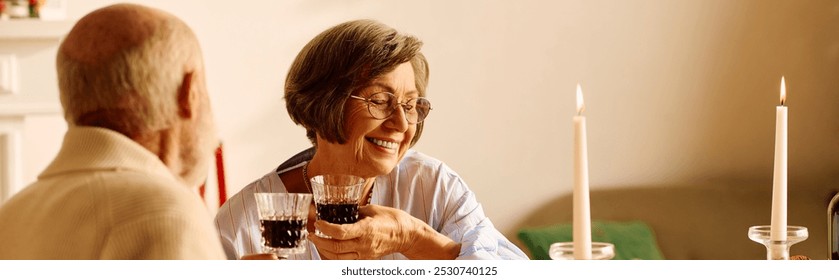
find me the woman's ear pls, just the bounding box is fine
[177,71,196,119]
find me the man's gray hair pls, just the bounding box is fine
[57,16,202,137]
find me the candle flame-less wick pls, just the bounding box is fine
[576,83,585,115]
[780,76,786,106]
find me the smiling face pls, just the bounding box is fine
[314,62,417,177]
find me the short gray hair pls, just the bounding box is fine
[284,19,429,146]
[57,16,202,137]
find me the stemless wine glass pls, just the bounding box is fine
[253,193,312,259]
[310,174,365,238]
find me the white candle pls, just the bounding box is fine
[573,83,592,260]
[770,76,788,243]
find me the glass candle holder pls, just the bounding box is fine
[549,242,615,260]
[747,225,808,260]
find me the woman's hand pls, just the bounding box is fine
[308,204,460,260]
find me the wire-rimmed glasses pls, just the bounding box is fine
[348,92,432,124]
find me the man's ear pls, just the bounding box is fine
[177,71,196,119]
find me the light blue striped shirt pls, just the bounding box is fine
[214,149,528,260]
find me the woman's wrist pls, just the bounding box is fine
[402,221,461,260]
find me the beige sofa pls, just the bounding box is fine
[513,184,837,260]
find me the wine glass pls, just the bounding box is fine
[254,193,312,259]
[309,174,365,238]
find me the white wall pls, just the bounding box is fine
[14,0,839,247]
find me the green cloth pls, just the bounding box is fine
[517,220,665,260]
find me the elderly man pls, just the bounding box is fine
[0,3,224,259]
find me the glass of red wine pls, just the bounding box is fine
[310,174,365,238]
[253,193,312,259]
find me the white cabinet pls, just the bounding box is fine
[0,19,72,204]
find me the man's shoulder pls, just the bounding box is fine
[0,171,208,231]
[82,171,207,216]
[102,170,192,195]
[10,170,192,205]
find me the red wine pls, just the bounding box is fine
[829,192,839,260]
[259,218,306,248]
[316,203,359,224]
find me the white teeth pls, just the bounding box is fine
[369,138,398,149]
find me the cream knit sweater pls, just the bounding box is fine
[0,126,225,259]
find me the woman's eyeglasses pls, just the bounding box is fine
[349,92,432,124]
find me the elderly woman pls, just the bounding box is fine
[215,19,527,260]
